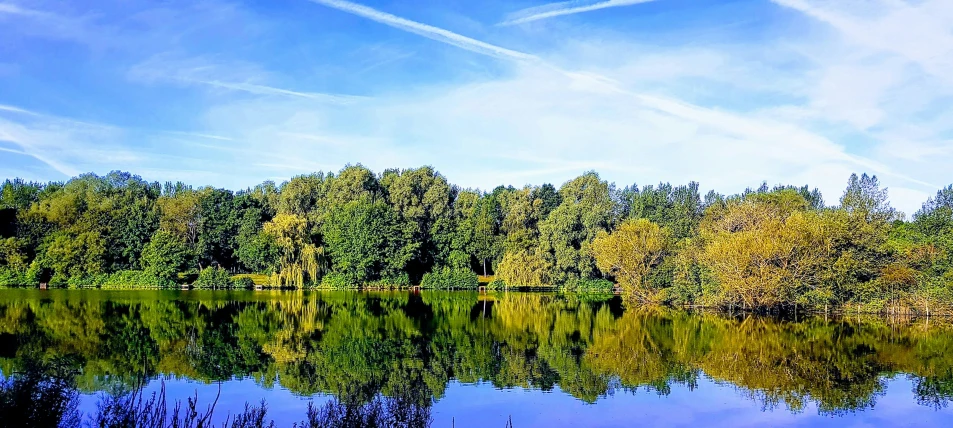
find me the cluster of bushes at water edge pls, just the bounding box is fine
[2,166,953,313]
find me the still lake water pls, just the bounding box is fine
[1,289,953,427]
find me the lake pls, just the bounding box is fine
[1,289,952,427]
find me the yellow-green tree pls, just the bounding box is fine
[699,191,829,309]
[263,213,326,287]
[496,250,552,287]
[592,218,671,302]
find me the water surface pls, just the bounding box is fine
[1,289,952,426]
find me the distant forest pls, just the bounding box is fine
[1,165,952,313]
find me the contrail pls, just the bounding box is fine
[197,80,365,104]
[500,0,659,26]
[307,0,539,62]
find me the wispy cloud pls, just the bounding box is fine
[306,0,926,191]
[307,0,539,61]
[163,131,235,141]
[0,104,41,116]
[0,2,43,17]
[129,53,364,104]
[198,80,364,104]
[500,0,659,26]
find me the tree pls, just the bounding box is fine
[196,188,237,269]
[496,250,552,287]
[41,231,107,284]
[380,166,455,280]
[623,182,702,239]
[841,173,895,224]
[914,185,953,237]
[322,199,411,284]
[532,183,561,220]
[157,188,202,247]
[471,193,503,276]
[264,213,326,287]
[699,191,829,310]
[141,230,190,282]
[499,187,543,254]
[592,218,671,302]
[538,172,618,284]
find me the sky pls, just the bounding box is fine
[0,0,951,214]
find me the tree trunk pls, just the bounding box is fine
[483,259,487,277]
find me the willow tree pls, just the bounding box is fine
[592,218,671,302]
[264,213,326,287]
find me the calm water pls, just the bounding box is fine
[2,289,953,427]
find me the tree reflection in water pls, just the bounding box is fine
[1,289,953,426]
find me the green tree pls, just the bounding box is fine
[381,166,455,280]
[141,230,190,283]
[538,172,618,284]
[41,231,107,284]
[323,199,412,283]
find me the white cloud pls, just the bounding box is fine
[500,0,659,26]
[292,0,931,206]
[3,0,950,216]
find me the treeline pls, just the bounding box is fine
[1,166,952,312]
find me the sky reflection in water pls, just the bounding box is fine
[3,289,953,427]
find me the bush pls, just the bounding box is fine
[486,278,507,290]
[192,267,232,289]
[421,267,479,290]
[318,272,353,289]
[561,278,614,294]
[101,270,176,289]
[230,276,255,289]
[369,273,410,288]
[65,274,107,289]
[0,267,35,287]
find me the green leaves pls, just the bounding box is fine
[323,198,413,284]
[141,229,190,283]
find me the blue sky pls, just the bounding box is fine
[1,0,951,214]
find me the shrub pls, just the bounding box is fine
[421,267,478,290]
[562,278,614,294]
[369,273,410,288]
[318,272,353,289]
[486,278,507,290]
[230,276,255,289]
[65,274,107,289]
[101,270,176,289]
[0,267,34,287]
[193,267,232,289]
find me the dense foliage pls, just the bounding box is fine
[2,167,952,313]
